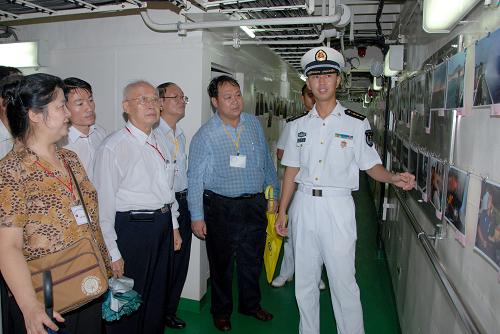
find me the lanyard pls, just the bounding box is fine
[35,159,76,201]
[222,123,243,155]
[168,132,180,163]
[126,127,166,163]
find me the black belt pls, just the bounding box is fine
[128,203,171,217]
[175,189,188,200]
[204,190,263,201]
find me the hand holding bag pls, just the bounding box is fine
[28,165,108,314]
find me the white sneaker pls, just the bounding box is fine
[271,275,289,288]
[319,279,326,290]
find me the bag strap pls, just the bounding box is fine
[67,163,99,245]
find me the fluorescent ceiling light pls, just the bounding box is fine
[240,26,255,38]
[0,41,39,68]
[423,0,481,33]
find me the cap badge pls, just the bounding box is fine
[315,50,327,62]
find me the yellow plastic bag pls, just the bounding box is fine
[263,185,287,284]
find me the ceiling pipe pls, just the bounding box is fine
[306,0,315,15]
[223,28,340,46]
[140,9,344,33]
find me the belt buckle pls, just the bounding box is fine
[312,189,322,197]
[160,205,169,213]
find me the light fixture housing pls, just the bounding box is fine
[239,26,255,39]
[423,0,481,33]
[0,41,43,68]
[384,45,404,77]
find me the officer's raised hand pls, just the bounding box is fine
[391,171,416,191]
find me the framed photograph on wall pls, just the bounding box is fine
[417,152,429,201]
[473,28,500,116]
[474,179,500,269]
[431,62,447,114]
[415,73,425,115]
[409,146,418,177]
[444,166,469,244]
[446,51,466,113]
[424,70,433,133]
[429,157,445,219]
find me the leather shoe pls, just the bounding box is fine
[165,314,186,329]
[240,308,273,321]
[213,317,232,331]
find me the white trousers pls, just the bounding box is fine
[278,219,295,279]
[291,190,364,334]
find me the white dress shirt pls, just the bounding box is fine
[93,121,179,262]
[0,120,13,160]
[156,118,188,192]
[282,102,382,191]
[60,124,106,181]
[277,122,291,150]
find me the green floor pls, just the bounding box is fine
[170,174,400,333]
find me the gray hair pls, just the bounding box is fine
[122,80,155,101]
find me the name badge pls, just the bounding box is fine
[71,205,89,225]
[230,155,247,168]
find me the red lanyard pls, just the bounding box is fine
[34,160,75,201]
[125,127,166,163]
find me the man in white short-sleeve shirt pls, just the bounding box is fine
[276,47,415,334]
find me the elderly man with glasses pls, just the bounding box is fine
[156,82,191,329]
[93,80,182,334]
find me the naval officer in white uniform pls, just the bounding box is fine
[276,47,415,334]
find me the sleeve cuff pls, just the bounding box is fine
[280,158,300,168]
[359,159,382,171]
[108,246,122,262]
[171,214,179,229]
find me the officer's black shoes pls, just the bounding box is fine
[165,314,186,329]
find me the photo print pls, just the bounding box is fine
[431,62,447,112]
[444,166,469,238]
[424,70,433,132]
[475,179,500,269]
[429,157,445,219]
[473,28,500,115]
[417,152,429,201]
[446,51,466,112]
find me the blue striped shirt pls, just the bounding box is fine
[187,112,279,221]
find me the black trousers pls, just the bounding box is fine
[165,192,192,316]
[203,191,267,318]
[6,293,103,334]
[106,209,173,334]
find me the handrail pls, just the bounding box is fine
[391,185,485,334]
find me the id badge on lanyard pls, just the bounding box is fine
[71,202,89,225]
[230,154,247,168]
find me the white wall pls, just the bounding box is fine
[11,10,302,303]
[380,3,500,334]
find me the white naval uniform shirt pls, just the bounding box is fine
[281,102,382,190]
[156,118,188,193]
[0,119,13,160]
[93,121,179,262]
[60,124,106,181]
[277,122,291,151]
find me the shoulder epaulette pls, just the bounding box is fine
[286,112,308,123]
[344,109,366,121]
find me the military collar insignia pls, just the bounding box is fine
[298,131,307,137]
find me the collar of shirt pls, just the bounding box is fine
[158,117,184,138]
[12,140,67,167]
[309,101,344,119]
[214,111,247,130]
[125,121,155,145]
[0,119,12,141]
[68,125,97,143]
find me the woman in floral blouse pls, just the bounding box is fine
[0,73,110,334]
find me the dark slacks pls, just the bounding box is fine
[165,192,192,315]
[203,191,267,318]
[6,293,103,334]
[106,209,173,334]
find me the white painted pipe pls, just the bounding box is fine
[140,10,342,32]
[307,0,315,15]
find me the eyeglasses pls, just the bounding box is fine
[125,96,160,105]
[161,95,189,103]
